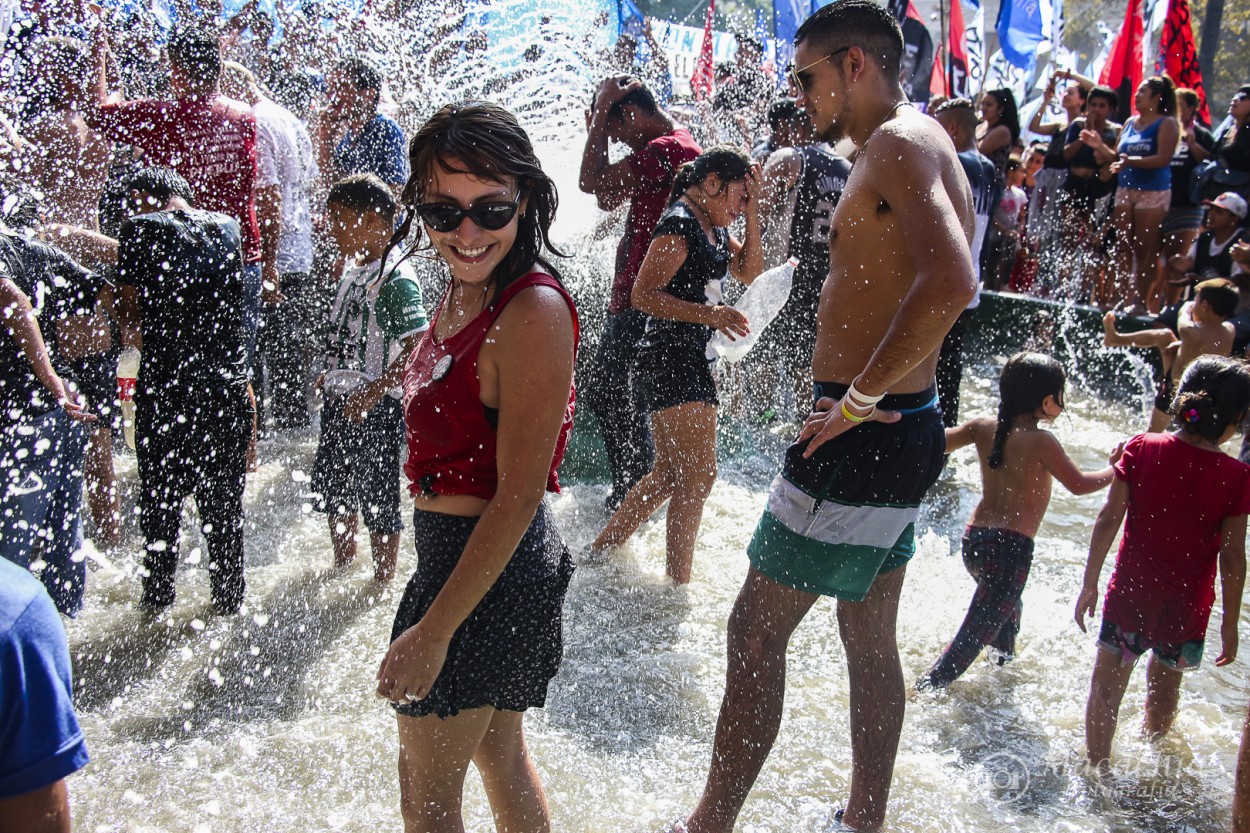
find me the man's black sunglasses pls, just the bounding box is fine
[414,193,522,233]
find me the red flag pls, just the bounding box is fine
[691,0,715,102]
[948,0,969,97]
[931,53,947,99]
[1159,0,1210,124]
[1099,0,1144,114]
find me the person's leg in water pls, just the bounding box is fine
[329,510,359,570]
[1085,646,1137,772]
[1142,652,1184,739]
[83,422,120,545]
[685,566,820,833]
[836,565,908,831]
[396,707,497,833]
[1132,203,1169,313]
[194,395,249,615]
[919,532,1032,689]
[586,309,653,509]
[591,401,716,584]
[358,398,403,583]
[1109,203,1140,310]
[473,709,552,833]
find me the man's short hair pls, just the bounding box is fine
[128,167,195,204]
[1176,87,1200,111]
[794,0,903,79]
[327,173,397,220]
[335,57,383,107]
[767,98,804,132]
[167,27,221,84]
[933,97,978,133]
[734,31,763,52]
[1088,85,1118,109]
[1196,278,1239,320]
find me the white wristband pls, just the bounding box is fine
[847,376,885,408]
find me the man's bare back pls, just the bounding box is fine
[812,108,975,396]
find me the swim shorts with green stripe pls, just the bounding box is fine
[747,382,945,601]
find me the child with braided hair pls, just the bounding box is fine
[1077,355,1250,772]
[918,352,1120,690]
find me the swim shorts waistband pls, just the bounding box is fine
[812,382,939,415]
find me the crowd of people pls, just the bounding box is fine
[4,0,1250,831]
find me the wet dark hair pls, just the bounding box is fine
[335,57,383,108]
[668,145,752,206]
[387,100,565,303]
[795,0,903,78]
[327,173,397,221]
[1006,154,1023,173]
[1172,355,1250,442]
[167,27,221,84]
[602,77,660,119]
[1195,278,1239,320]
[1142,74,1177,115]
[988,352,1067,469]
[1087,85,1119,110]
[127,166,195,204]
[767,98,803,132]
[983,88,1021,144]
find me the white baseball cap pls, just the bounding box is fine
[1204,192,1249,220]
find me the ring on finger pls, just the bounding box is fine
[403,690,419,702]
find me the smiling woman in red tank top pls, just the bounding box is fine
[373,101,578,833]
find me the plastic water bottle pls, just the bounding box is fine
[707,257,798,363]
[116,347,140,451]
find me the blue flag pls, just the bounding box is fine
[996,0,1048,70]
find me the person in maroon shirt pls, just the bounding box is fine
[579,75,701,510]
[85,25,264,373]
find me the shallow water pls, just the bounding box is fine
[66,363,1247,833]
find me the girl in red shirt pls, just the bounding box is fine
[373,102,578,832]
[1076,355,1250,772]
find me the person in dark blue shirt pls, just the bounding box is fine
[320,57,408,192]
[0,557,89,831]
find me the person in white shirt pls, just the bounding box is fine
[223,61,319,431]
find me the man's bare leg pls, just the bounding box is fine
[686,567,820,833]
[835,565,907,831]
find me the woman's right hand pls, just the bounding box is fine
[709,305,749,341]
[1080,129,1103,148]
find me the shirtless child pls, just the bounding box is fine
[1103,278,1237,431]
[675,2,977,831]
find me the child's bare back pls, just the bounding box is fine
[951,418,1111,538]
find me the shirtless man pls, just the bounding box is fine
[677,3,976,832]
[1102,278,1238,432]
[22,36,120,544]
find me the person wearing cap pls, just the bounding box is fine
[1176,192,1250,353]
[1168,192,1248,296]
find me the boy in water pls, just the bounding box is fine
[311,174,427,582]
[1103,278,1238,431]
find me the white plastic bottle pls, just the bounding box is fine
[707,257,798,363]
[116,347,140,451]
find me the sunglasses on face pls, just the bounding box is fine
[414,192,521,233]
[788,46,851,93]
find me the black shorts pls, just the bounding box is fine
[65,352,120,431]
[391,501,574,719]
[633,343,718,413]
[310,395,403,535]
